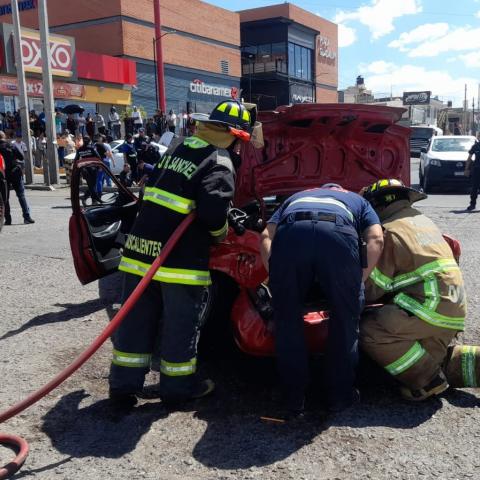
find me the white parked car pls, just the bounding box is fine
[419,135,476,193]
[109,140,168,175]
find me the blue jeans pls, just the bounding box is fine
[5,175,30,220]
[96,159,112,194]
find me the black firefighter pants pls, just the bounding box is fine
[269,218,364,409]
[470,167,480,207]
[109,272,205,400]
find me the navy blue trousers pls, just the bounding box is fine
[269,218,364,408]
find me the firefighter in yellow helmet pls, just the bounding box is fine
[109,100,259,410]
[361,179,472,401]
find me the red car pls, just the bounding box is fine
[69,104,412,356]
[0,153,6,232]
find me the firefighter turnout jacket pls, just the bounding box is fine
[365,200,466,331]
[119,136,234,285]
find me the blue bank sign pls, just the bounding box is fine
[0,0,37,16]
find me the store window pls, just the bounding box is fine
[288,42,313,81]
[241,43,287,75]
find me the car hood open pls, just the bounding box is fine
[235,103,411,206]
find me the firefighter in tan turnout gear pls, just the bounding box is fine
[360,179,480,401]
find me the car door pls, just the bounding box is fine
[110,142,125,175]
[69,157,139,284]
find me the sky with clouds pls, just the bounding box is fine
[207,0,480,107]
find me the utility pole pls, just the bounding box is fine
[38,0,59,186]
[473,97,476,135]
[153,0,166,112]
[11,0,33,184]
[464,83,468,134]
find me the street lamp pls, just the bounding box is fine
[152,30,176,111]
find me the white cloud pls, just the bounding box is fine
[363,60,396,74]
[389,25,480,57]
[338,23,357,47]
[410,26,480,57]
[388,23,449,51]
[476,10,480,18]
[361,61,477,106]
[459,51,480,68]
[334,0,422,40]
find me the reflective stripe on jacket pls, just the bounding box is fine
[119,136,234,284]
[365,201,466,331]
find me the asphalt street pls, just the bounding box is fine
[0,163,479,480]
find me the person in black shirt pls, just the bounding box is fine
[75,135,102,205]
[465,133,480,211]
[133,128,149,153]
[0,131,34,224]
[119,163,133,188]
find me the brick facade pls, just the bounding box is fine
[4,0,240,78]
[239,3,338,102]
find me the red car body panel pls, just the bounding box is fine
[69,104,428,356]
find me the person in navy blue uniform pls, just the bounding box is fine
[260,184,383,416]
[465,133,480,211]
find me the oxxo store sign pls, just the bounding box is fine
[0,23,77,80]
[189,79,236,98]
[21,30,75,78]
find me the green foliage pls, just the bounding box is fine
[122,105,147,121]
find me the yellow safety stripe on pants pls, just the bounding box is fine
[143,186,196,214]
[461,346,478,387]
[119,256,212,286]
[394,292,465,330]
[369,259,459,293]
[112,349,151,368]
[160,358,197,376]
[184,136,209,149]
[209,220,228,238]
[385,341,427,376]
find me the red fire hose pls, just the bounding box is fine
[0,213,195,479]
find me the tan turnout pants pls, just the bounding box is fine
[360,304,456,390]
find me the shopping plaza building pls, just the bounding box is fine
[0,0,338,117]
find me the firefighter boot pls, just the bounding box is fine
[400,370,449,401]
[444,345,480,388]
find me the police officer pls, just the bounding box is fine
[465,132,480,211]
[0,131,34,225]
[361,179,467,400]
[260,184,383,415]
[109,100,258,409]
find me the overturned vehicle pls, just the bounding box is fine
[70,104,417,356]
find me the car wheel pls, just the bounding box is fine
[198,271,239,359]
[419,167,424,187]
[422,171,432,193]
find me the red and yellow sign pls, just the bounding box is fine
[20,30,75,78]
[0,75,85,99]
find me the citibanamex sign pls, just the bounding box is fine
[20,31,74,77]
[190,79,235,98]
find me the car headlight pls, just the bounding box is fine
[428,159,442,167]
